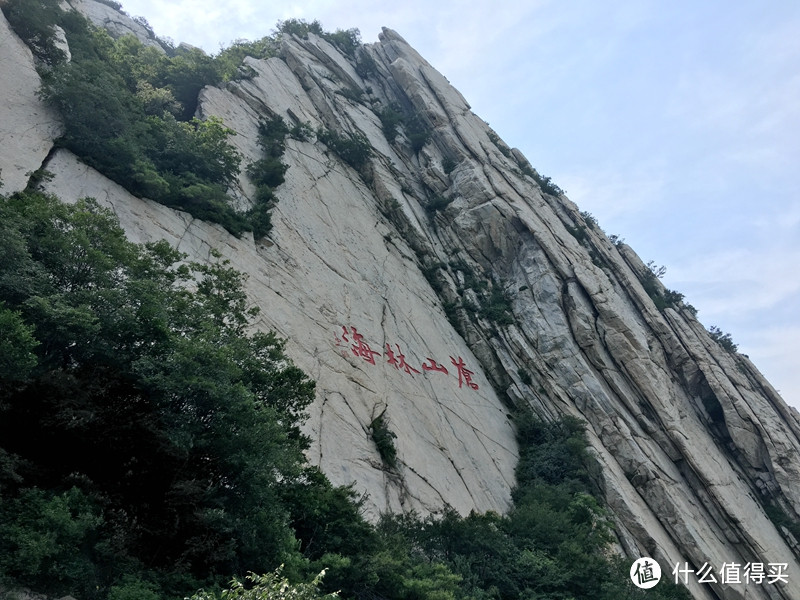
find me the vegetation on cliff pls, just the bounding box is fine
[0,3,698,598]
[3,0,296,238]
[0,189,691,599]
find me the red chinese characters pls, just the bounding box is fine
[385,343,421,375]
[337,326,381,365]
[450,355,479,390]
[335,325,479,391]
[421,358,448,374]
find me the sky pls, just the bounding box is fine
[116,0,800,409]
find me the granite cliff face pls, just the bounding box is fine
[3,3,800,598]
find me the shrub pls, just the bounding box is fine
[537,174,564,196]
[405,112,431,153]
[317,128,372,170]
[480,287,515,326]
[37,19,250,236]
[378,105,404,140]
[1,0,66,64]
[354,51,378,79]
[515,158,565,196]
[646,260,667,279]
[322,28,361,57]
[188,568,338,600]
[426,194,452,214]
[639,263,688,313]
[708,326,738,353]
[566,223,588,243]
[580,210,598,230]
[0,192,318,595]
[275,18,324,38]
[378,106,430,152]
[487,130,512,158]
[370,413,398,469]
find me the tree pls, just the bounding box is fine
[0,190,316,597]
[188,567,338,600]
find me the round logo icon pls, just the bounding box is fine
[630,557,662,589]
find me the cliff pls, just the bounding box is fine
[3,3,800,598]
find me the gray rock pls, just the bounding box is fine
[67,0,164,51]
[0,11,62,193]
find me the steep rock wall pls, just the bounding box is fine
[3,4,800,598]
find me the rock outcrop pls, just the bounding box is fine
[65,0,164,50]
[0,12,62,193]
[3,3,800,598]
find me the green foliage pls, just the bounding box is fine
[22,8,300,239]
[0,304,38,381]
[487,130,512,158]
[535,173,564,196]
[215,37,278,81]
[370,413,398,469]
[326,413,692,600]
[317,128,372,170]
[517,369,533,386]
[765,503,800,547]
[512,152,565,196]
[354,51,378,79]
[378,105,430,152]
[639,262,689,313]
[405,112,431,153]
[0,487,103,597]
[708,326,738,353]
[275,19,361,59]
[1,0,66,64]
[566,222,588,243]
[337,86,364,103]
[276,18,325,38]
[0,191,318,597]
[580,210,598,230]
[441,157,457,175]
[188,568,338,600]
[378,105,405,140]
[426,194,453,214]
[646,260,667,279]
[662,287,685,306]
[479,287,515,326]
[32,13,254,236]
[107,576,163,600]
[321,28,362,58]
[513,412,590,492]
[94,0,123,10]
[245,116,292,238]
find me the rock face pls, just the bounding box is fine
[4,6,800,599]
[0,12,62,193]
[65,0,164,50]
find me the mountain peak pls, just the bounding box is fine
[3,3,800,598]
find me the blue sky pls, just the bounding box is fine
[117,0,800,408]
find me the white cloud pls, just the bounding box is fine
[740,325,800,410]
[669,246,800,317]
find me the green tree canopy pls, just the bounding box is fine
[0,190,316,597]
